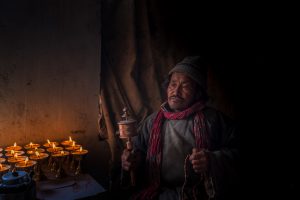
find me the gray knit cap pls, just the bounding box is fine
[168,56,208,90]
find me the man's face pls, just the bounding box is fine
[167,72,196,111]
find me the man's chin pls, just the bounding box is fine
[168,103,185,112]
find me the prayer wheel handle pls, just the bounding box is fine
[126,137,136,186]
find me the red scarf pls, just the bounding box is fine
[136,101,209,199]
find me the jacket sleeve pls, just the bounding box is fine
[207,110,240,199]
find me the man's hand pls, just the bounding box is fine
[121,149,141,171]
[121,149,132,171]
[189,148,209,174]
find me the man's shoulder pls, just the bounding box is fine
[141,110,159,125]
[203,106,219,117]
[148,111,159,118]
[203,106,234,124]
[137,111,159,132]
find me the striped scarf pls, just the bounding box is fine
[135,101,213,199]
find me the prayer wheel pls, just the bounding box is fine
[118,107,137,186]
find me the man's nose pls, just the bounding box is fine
[173,85,182,95]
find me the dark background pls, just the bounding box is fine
[144,3,298,199]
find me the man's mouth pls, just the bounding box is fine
[169,96,184,102]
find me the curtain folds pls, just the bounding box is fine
[99,0,188,164]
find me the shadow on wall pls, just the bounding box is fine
[82,138,112,189]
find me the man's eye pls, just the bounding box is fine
[169,83,177,88]
[182,84,191,88]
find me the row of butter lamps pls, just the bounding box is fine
[0,137,88,181]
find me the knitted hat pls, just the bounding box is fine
[168,56,208,90]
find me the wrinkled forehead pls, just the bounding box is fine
[169,72,195,84]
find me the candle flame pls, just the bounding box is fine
[60,150,64,155]
[35,147,38,151]
[72,141,75,147]
[25,157,28,166]
[79,146,82,152]
[14,142,16,147]
[47,139,50,144]
[69,136,72,142]
[14,153,18,159]
[30,142,33,147]
[35,151,40,157]
[11,150,14,155]
[52,143,56,149]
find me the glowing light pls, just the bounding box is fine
[25,157,28,166]
[69,136,72,142]
[47,139,50,144]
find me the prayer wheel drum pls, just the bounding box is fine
[118,118,137,139]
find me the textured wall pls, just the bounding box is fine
[0,0,110,185]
